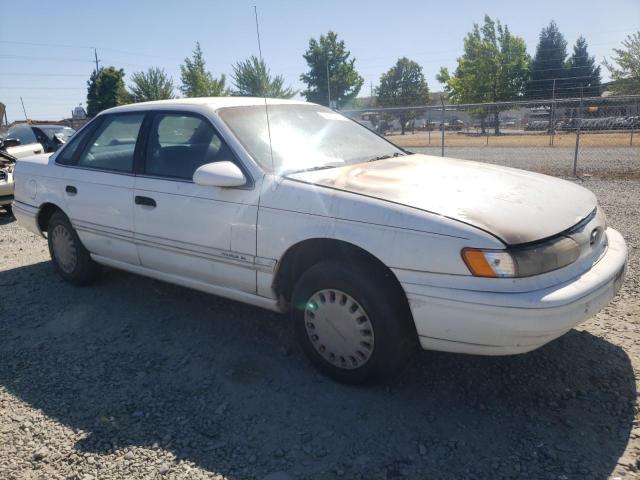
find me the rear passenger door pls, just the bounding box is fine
[133,111,258,294]
[60,113,144,265]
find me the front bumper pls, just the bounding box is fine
[403,228,628,355]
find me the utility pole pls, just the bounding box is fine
[440,95,446,157]
[94,48,100,73]
[573,84,584,177]
[20,97,28,121]
[326,58,331,108]
[549,78,556,146]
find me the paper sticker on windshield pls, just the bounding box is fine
[317,112,348,121]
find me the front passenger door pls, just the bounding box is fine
[133,112,258,294]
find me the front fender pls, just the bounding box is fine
[258,176,503,276]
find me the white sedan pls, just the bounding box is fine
[13,98,627,384]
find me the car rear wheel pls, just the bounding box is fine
[291,261,415,384]
[2,204,11,216]
[47,211,100,285]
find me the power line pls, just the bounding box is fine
[1,87,85,90]
[0,54,94,63]
[0,72,89,77]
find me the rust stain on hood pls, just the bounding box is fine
[287,154,597,245]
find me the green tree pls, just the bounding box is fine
[86,66,129,117]
[525,21,568,99]
[604,32,640,95]
[232,56,295,98]
[300,31,363,108]
[129,67,175,102]
[564,36,601,97]
[377,57,429,134]
[437,15,529,133]
[180,42,227,97]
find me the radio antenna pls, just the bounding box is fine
[254,5,275,174]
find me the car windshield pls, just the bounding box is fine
[218,104,405,174]
[40,126,76,142]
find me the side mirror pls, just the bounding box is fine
[193,161,246,188]
[2,138,21,148]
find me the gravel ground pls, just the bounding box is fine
[0,171,639,479]
[412,146,639,177]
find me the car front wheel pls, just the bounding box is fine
[47,211,100,285]
[291,261,415,384]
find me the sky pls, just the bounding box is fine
[1,0,638,122]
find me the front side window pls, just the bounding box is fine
[76,114,144,172]
[145,113,233,180]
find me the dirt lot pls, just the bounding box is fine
[0,170,639,479]
[388,131,638,149]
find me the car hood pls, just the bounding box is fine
[286,154,597,245]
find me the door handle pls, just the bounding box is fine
[65,185,77,195]
[135,196,156,207]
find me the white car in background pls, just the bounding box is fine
[13,98,627,384]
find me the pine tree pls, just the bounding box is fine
[180,42,227,97]
[232,56,295,98]
[565,36,601,97]
[129,67,175,102]
[525,21,568,99]
[300,31,363,108]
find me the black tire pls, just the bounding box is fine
[47,211,100,285]
[291,260,416,384]
[3,204,11,216]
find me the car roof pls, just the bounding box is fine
[104,97,313,115]
[33,124,74,129]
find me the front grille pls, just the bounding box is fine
[564,207,607,261]
[564,208,597,235]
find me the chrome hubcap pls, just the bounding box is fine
[304,289,375,369]
[50,225,77,273]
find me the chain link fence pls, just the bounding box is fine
[341,95,640,178]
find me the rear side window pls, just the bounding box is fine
[76,114,144,173]
[145,113,233,180]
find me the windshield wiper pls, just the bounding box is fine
[281,163,344,176]
[367,152,403,162]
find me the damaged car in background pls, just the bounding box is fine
[12,98,628,384]
[0,124,75,216]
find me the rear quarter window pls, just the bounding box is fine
[56,121,99,165]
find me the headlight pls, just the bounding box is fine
[462,236,580,278]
